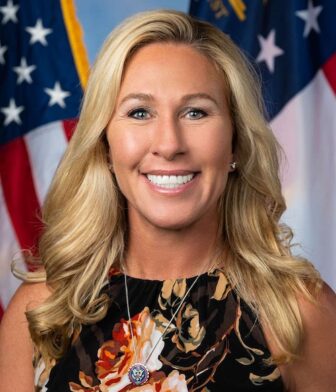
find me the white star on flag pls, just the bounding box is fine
[0,0,19,24]
[0,41,7,64]
[13,57,36,84]
[44,81,70,108]
[296,0,323,38]
[25,19,52,46]
[256,29,284,73]
[1,98,24,126]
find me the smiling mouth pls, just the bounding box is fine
[146,173,196,188]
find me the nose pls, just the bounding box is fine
[150,115,186,161]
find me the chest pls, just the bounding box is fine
[42,272,285,391]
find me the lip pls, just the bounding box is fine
[142,172,200,195]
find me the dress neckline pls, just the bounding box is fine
[108,265,225,284]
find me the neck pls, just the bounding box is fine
[124,209,223,280]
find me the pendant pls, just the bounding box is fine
[128,363,150,386]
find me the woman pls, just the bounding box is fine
[0,9,335,392]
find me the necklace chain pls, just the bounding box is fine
[123,263,215,386]
[124,271,203,366]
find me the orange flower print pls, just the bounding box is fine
[154,370,188,391]
[70,307,171,391]
[69,372,101,391]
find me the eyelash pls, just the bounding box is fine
[127,107,208,120]
[185,108,208,120]
[128,108,151,120]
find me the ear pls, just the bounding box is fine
[107,146,114,173]
[229,151,237,172]
[107,151,114,173]
[229,161,237,172]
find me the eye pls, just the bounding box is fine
[128,108,151,120]
[185,108,207,120]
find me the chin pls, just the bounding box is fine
[144,212,201,231]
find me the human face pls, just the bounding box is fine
[106,43,234,230]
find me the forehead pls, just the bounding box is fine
[117,42,228,100]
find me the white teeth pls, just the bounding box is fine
[146,174,195,188]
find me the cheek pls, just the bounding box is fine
[108,130,147,171]
[214,143,233,167]
[195,117,233,163]
[200,132,233,169]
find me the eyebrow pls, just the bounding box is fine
[118,92,220,107]
[119,93,154,105]
[180,93,219,106]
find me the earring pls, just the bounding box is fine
[230,162,237,171]
[108,163,113,171]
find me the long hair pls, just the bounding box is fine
[22,9,321,370]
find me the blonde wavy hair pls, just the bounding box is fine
[20,9,321,371]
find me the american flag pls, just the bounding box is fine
[0,0,88,318]
[189,0,336,288]
[1,0,336,319]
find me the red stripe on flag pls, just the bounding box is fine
[63,118,78,141]
[323,53,336,95]
[0,137,42,258]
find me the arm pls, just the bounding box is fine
[267,283,336,392]
[0,282,51,392]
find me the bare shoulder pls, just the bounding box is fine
[0,282,51,391]
[0,281,51,329]
[5,280,51,311]
[269,283,336,392]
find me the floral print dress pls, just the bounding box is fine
[36,267,284,391]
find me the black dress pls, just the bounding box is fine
[41,267,285,391]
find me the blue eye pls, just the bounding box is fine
[186,109,207,120]
[128,108,150,120]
